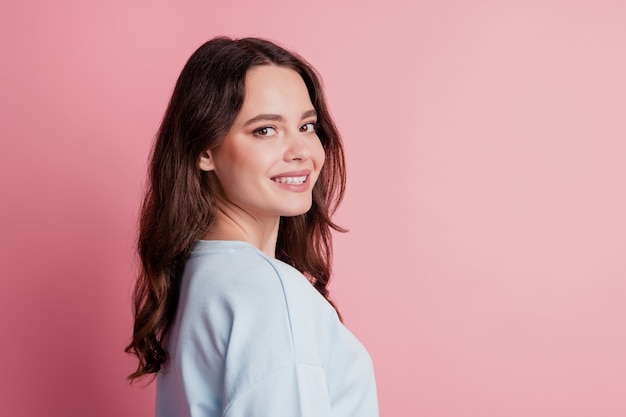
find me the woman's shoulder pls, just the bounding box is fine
[181,240,334,318]
[183,240,285,303]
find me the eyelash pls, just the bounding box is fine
[253,126,277,137]
[300,122,317,133]
[252,122,318,137]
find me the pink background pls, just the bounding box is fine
[1,1,625,416]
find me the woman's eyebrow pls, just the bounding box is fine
[243,114,283,127]
[301,109,317,119]
[242,109,317,127]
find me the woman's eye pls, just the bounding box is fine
[253,126,277,137]
[300,122,317,133]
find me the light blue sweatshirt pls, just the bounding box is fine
[155,240,379,417]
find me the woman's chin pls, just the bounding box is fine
[280,202,313,218]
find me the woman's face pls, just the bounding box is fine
[200,65,325,221]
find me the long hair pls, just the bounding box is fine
[125,37,346,381]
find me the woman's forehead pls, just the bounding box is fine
[238,65,313,119]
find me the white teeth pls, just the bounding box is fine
[273,176,307,184]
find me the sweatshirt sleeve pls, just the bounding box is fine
[223,363,331,417]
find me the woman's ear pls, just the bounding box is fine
[199,150,215,171]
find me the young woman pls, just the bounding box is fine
[126,37,378,417]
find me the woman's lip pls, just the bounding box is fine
[271,174,311,191]
[270,169,312,179]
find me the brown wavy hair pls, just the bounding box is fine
[125,37,346,381]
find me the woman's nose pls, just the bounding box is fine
[284,130,312,161]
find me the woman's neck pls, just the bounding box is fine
[203,205,279,258]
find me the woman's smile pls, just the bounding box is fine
[271,169,311,190]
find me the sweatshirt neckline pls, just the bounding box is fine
[192,239,261,254]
